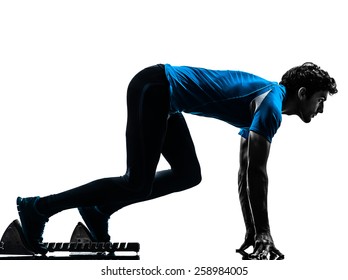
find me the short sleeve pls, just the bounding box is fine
[238,91,283,143]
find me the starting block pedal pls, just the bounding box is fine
[0,220,140,260]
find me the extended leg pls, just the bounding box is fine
[36,65,170,214]
[18,65,170,252]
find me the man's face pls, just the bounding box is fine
[298,89,329,123]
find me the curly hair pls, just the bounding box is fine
[280,62,337,97]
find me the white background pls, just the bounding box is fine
[0,0,347,279]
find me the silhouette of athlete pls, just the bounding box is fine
[16,62,337,259]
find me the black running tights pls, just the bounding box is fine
[37,65,202,217]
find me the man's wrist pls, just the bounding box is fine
[254,225,271,236]
[245,227,255,236]
[254,231,272,241]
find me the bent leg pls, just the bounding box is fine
[98,113,202,215]
[151,113,202,197]
[36,65,170,217]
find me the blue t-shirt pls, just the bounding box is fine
[164,64,286,143]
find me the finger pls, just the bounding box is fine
[260,253,268,260]
[236,244,252,259]
[236,248,250,260]
[269,246,284,260]
[271,246,285,260]
[250,242,263,259]
[238,239,253,252]
[236,239,254,260]
[237,248,251,258]
[256,244,270,260]
[269,251,277,260]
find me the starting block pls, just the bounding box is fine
[0,220,140,260]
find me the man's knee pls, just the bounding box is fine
[190,169,202,187]
[180,165,202,190]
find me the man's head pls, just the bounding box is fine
[280,62,337,123]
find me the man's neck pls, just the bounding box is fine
[282,94,299,116]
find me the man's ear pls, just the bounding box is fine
[297,87,307,100]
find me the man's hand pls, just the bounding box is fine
[236,232,284,260]
[250,232,284,260]
[236,231,255,260]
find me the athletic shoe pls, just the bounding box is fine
[78,206,110,242]
[17,196,49,255]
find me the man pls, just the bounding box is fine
[16,62,337,259]
[236,63,334,259]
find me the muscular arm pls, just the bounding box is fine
[237,136,255,247]
[237,131,284,260]
[246,131,271,234]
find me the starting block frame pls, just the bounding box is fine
[0,220,140,260]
